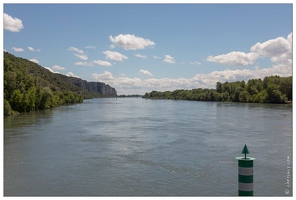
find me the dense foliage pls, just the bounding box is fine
[4,52,85,116]
[143,76,292,104]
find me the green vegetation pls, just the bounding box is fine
[143,76,292,104]
[4,52,84,117]
[4,52,115,117]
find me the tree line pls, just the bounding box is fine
[4,52,83,117]
[143,76,292,104]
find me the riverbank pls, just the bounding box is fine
[142,76,292,104]
[143,96,292,105]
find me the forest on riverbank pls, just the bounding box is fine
[143,76,292,104]
[4,52,116,117]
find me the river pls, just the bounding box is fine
[4,98,292,196]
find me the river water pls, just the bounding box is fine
[4,98,292,196]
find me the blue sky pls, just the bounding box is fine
[3,3,293,95]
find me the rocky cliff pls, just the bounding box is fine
[68,77,117,96]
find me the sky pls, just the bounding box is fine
[3,3,293,95]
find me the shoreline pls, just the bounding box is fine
[142,97,292,105]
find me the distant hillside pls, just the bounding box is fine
[4,52,117,116]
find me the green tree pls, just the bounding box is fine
[4,99,13,117]
[26,86,37,111]
[4,71,17,99]
[254,90,267,103]
[39,87,53,109]
[239,90,249,102]
[142,75,292,104]
[266,84,286,103]
[216,82,222,93]
[10,89,23,112]
[279,76,292,101]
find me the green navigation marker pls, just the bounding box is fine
[236,144,255,196]
[241,144,250,159]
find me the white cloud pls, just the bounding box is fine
[92,71,200,95]
[4,13,24,32]
[207,51,258,67]
[69,46,88,60]
[190,61,202,65]
[90,33,294,95]
[109,34,155,50]
[12,47,24,52]
[207,33,292,68]
[44,67,55,73]
[28,47,41,52]
[74,53,88,60]
[68,46,84,54]
[92,63,291,95]
[135,53,147,59]
[75,62,93,66]
[29,58,39,64]
[250,34,292,57]
[153,56,161,59]
[254,66,260,70]
[85,45,96,49]
[66,72,79,78]
[93,60,112,66]
[139,69,153,76]
[103,50,128,61]
[92,71,115,82]
[163,55,176,64]
[44,67,62,74]
[250,33,292,65]
[52,65,65,71]
[28,47,35,51]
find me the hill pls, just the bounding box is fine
[4,51,117,116]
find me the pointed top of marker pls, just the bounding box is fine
[241,144,250,159]
[241,144,250,154]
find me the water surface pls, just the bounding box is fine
[4,98,292,196]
